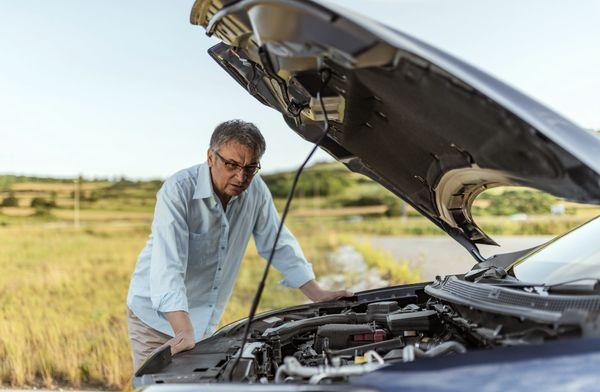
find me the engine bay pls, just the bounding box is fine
[134,282,579,386]
[254,300,463,384]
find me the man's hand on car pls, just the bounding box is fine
[164,310,196,355]
[166,330,196,355]
[299,279,353,302]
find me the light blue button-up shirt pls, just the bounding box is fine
[127,162,315,341]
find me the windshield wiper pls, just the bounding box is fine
[545,278,600,295]
[470,272,600,294]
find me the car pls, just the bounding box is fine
[132,0,600,390]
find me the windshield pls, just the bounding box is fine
[511,216,600,285]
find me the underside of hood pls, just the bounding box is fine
[190,0,600,260]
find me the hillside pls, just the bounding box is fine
[1,159,598,227]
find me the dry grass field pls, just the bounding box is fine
[0,225,141,388]
[0,219,420,389]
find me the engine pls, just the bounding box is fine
[255,301,459,384]
[135,283,576,387]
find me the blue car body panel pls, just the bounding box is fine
[353,338,600,391]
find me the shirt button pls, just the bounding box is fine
[218,267,222,271]
[220,246,225,250]
[213,287,218,290]
[208,304,213,307]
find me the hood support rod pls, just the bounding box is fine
[228,68,334,381]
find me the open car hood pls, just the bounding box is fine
[190,0,600,260]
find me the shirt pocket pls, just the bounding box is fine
[188,230,219,269]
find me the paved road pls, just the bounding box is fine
[359,235,553,281]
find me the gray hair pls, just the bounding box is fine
[210,120,266,159]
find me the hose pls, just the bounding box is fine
[402,341,466,362]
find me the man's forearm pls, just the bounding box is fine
[299,279,324,301]
[162,310,196,355]
[164,310,194,334]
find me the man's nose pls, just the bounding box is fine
[235,168,248,182]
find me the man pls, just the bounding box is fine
[126,120,351,370]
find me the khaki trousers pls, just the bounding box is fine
[127,308,172,371]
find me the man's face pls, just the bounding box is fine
[207,141,260,200]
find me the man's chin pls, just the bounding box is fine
[227,185,246,196]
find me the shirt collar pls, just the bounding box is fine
[193,163,215,205]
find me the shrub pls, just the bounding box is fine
[83,190,99,202]
[474,189,556,216]
[30,197,57,209]
[382,197,405,217]
[335,195,385,207]
[263,170,351,198]
[333,193,410,217]
[1,193,19,207]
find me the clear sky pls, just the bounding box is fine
[1,0,598,179]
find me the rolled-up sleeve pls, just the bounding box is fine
[149,181,190,314]
[252,180,315,288]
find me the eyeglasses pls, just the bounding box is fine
[213,150,261,176]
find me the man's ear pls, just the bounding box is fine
[207,148,213,167]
